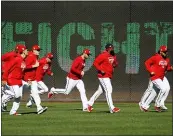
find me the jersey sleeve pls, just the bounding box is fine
[93,54,104,71]
[145,56,156,73]
[70,59,81,75]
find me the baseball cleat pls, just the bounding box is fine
[160,105,168,110]
[86,105,94,112]
[26,101,33,108]
[111,107,120,113]
[37,107,48,114]
[154,106,161,112]
[26,104,32,108]
[140,106,148,112]
[48,92,54,99]
[88,105,94,112]
[138,102,143,111]
[83,109,88,112]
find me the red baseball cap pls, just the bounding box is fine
[15,44,25,50]
[46,52,53,59]
[83,49,91,55]
[159,45,168,52]
[17,45,27,53]
[32,45,42,51]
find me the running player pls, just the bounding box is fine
[2,45,28,115]
[139,45,173,112]
[88,44,120,113]
[1,44,25,111]
[24,45,47,114]
[48,49,92,112]
[26,52,53,107]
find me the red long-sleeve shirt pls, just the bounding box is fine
[2,54,25,86]
[2,51,17,73]
[145,53,172,80]
[23,51,38,81]
[35,57,53,82]
[67,56,85,80]
[93,51,118,79]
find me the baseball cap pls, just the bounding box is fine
[17,45,27,53]
[83,49,91,55]
[159,45,168,52]
[32,45,42,51]
[15,44,25,50]
[46,52,53,59]
[105,43,114,49]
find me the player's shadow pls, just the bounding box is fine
[73,108,112,113]
[20,111,38,114]
[149,110,168,112]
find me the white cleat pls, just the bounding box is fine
[37,107,48,114]
[26,101,32,108]
[138,102,143,111]
[161,105,168,110]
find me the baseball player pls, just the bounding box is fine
[48,49,92,112]
[139,45,173,112]
[24,45,47,114]
[1,44,25,111]
[26,52,54,107]
[2,45,28,115]
[87,44,120,113]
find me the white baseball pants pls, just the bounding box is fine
[153,77,170,107]
[37,81,48,94]
[141,77,170,109]
[88,78,115,112]
[30,81,44,112]
[139,80,157,109]
[1,84,15,105]
[9,85,23,115]
[52,77,88,110]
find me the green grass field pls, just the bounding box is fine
[2,102,172,135]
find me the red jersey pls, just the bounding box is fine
[2,54,25,86]
[93,51,118,78]
[23,51,38,81]
[145,53,172,80]
[67,56,85,80]
[35,57,53,81]
[2,51,17,73]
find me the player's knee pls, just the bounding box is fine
[160,87,167,93]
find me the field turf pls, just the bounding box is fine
[1,102,172,135]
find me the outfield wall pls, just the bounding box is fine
[1,1,173,102]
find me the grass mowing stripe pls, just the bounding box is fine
[2,102,172,135]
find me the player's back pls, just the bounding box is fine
[2,51,17,72]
